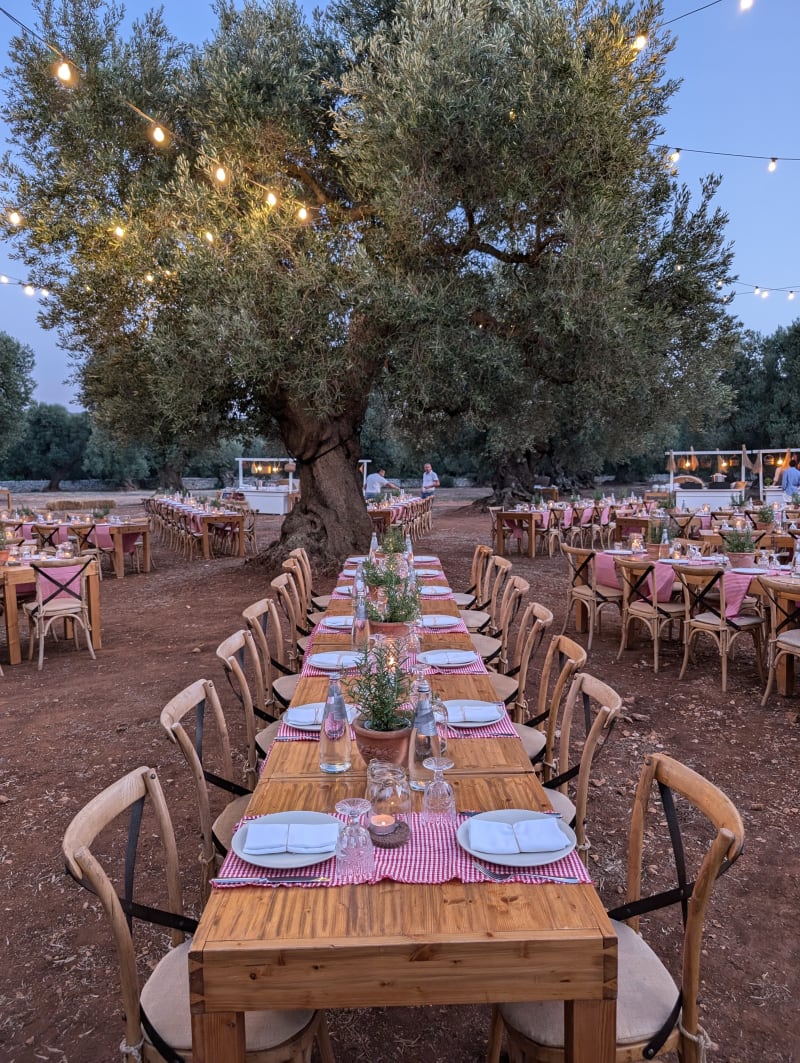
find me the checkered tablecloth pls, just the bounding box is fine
[213,812,591,888]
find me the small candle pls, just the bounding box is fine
[369,814,397,835]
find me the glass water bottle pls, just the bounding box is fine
[408,680,442,791]
[352,593,371,653]
[319,672,352,774]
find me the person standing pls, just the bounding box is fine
[365,468,399,499]
[421,462,440,499]
[781,457,800,501]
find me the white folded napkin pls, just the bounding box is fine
[423,650,474,666]
[469,817,564,854]
[243,820,339,855]
[448,704,499,723]
[285,706,323,726]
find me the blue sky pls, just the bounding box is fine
[1,0,797,406]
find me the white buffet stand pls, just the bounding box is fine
[233,458,299,515]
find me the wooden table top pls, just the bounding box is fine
[188,557,617,1062]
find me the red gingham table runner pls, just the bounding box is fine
[213,812,591,888]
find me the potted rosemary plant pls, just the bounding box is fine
[722,528,756,568]
[350,640,414,764]
[362,558,421,630]
[756,504,775,529]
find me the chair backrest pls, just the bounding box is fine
[282,555,314,625]
[616,753,744,1049]
[756,575,800,644]
[483,555,513,628]
[491,575,529,669]
[271,571,308,667]
[288,548,315,610]
[506,602,555,720]
[62,765,187,1057]
[160,678,246,901]
[674,564,728,623]
[468,544,493,595]
[214,629,267,789]
[241,596,294,699]
[527,633,587,733]
[543,672,622,857]
[560,542,596,589]
[31,557,92,614]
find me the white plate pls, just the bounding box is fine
[415,568,440,576]
[730,567,766,574]
[456,809,576,867]
[284,702,358,731]
[231,812,340,869]
[420,614,460,629]
[333,585,353,595]
[604,548,633,555]
[443,700,503,727]
[656,557,690,565]
[347,555,367,563]
[417,649,478,667]
[414,555,438,562]
[320,615,354,629]
[420,585,451,596]
[306,650,361,671]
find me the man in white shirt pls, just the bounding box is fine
[421,463,440,499]
[365,468,399,498]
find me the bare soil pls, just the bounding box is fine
[0,494,798,1063]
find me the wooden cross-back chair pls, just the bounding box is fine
[282,556,326,630]
[540,671,622,863]
[241,598,301,711]
[160,678,252,902]
[755,574,800,705]
[560,542,623,652]
[452,544,493,609]
[24,557,96,670]
[488,602,554,716]
[288,547,331,612]
[471,574,529,672]
[271,570,313,670]
[615,556,684,674]
[489,752,744,1063]
[215,628,278,777]
[462,554,513,636]
[62,765,335,1063]
[675,564,765,693]
[510,633,587,765]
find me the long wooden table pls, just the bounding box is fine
[189,563,617,1061]
[1,558,102,665]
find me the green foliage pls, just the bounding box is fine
[4,403,91,487]
[0,332,35,461]
[723,528,755,553]
[380,526,405,554]
[757,505,774,525]
[648,517,669,544]
[362,557,420,621]
[350,641,413,732]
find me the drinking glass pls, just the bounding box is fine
[431,694,450,755]
[421,757,455,827]
[335,798,375,883]
[365,761,412,821]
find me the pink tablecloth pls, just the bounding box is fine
[595,553,676,603]
[213,812,591,888]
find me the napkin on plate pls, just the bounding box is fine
[447,704,500,723]
[469,817,564,854]
[423,650,475,666]
[244,821,339,855]
[285,706,323,727]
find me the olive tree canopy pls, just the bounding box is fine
[1,0,738,562]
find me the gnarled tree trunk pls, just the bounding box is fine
[252,394,373,575]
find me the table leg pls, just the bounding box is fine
[236,516,245,558]
[87,568,102,649]
[201,521,212,560]
[777,653,794,696]
[191,1010,246,1063]
[141,530,152,573]
[527,517,535,557]
[574,600,589,633]
[3,579,22,665]
[565,998,616,1063]
[113,530,125,579]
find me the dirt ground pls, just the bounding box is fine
[1,493,798,1063]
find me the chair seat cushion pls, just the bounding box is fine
[692,611,763,630]
[629,600,683,620]
[461,609,490,631]
[256,718,282,758]
[312,594,332,610]
[488,673,519,705]
[499,919,678,1047]
[452,592,476,608]
[274,674,301,706]
[512,723,546,761]
[212,794,251,853]
[470,633,501,663]
[141,939,316,1053]
[776,628,800,649]
[542,787,575,824]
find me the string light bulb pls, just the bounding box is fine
[790,292,796,301]
[754,286,761,295]
[114,225,125,238]
[761,289,769,299]
[0,275,8,283]
[669,148,681,164]
[204,230,214,243]
[24,284,35,296]
[215,166,227,183]
[768,158,777,172]
[632,34,647,51]
[266,191,277,207]
[150,124,167,145]
[55,60,72,82]
[297,205,308,221]
[145,272,154,283]
[7,210,21,226]
[740,0,753,9]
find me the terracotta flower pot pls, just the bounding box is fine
[726,552,755,569]
[369,621,412,639]
[352,717,412,766]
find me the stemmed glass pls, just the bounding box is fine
[334,798,375,883]
[421,756,455,827]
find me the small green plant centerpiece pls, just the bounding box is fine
[362,558,421,627]
[380,525,405,555]
[722,527,756,567]
[756,504,775,528]
[350,639,414,764]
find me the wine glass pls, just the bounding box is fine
[421,756,455,827]
[334,798,375,883]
